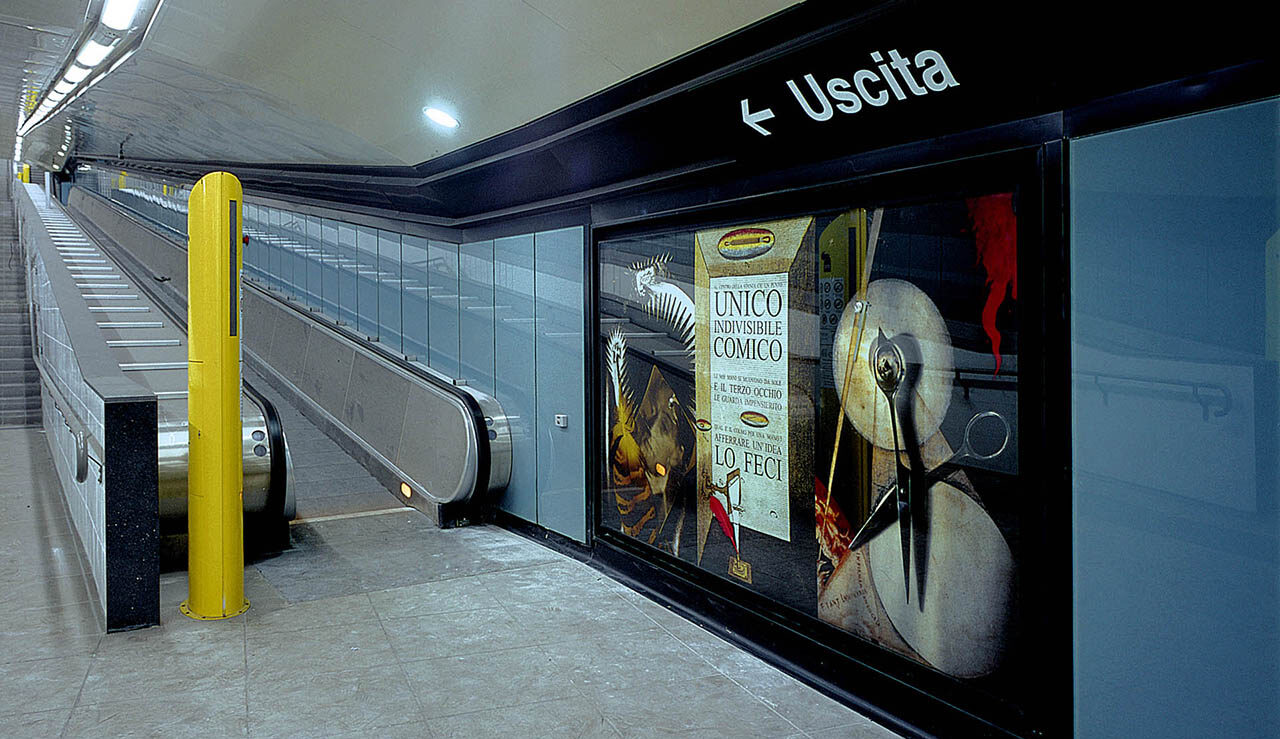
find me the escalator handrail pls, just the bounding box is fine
[73,185,492,503]
[58,192,293,521]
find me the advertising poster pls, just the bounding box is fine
[599,191,1027,704]
[693,218,816,589]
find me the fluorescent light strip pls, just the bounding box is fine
[76,40,115,67]
[101,0,142,31]
[64,65,91,84]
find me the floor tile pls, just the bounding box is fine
[245,591,378,634]
[0,627,101,665]
[502,591,647,645]
[63,686,248,738]
[4,572,92,613]
[247,663,420,738]
[80,626,245,705]
[806,722,904,738]
[593,674,799,738]
[403,645,577,718]
[428,696,621,739]
[540,626,720,699]
[0,655,91,714]
[476,560,620,605]
[367,575,500,620]
[384,606,538,661]
[326,720,432,738]
[0,708,71,738]
[715,649,864,734]
[246,617,395,680]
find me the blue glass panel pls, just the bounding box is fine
[458,240,495,395]
[401,234,430,361]
[356,226,379,337]
[378,229,403,352]
[267,207,283,291]
[493,234,537,522]
[1071,97,1280,738]
[281,209,306,300]
[242,204,262,282]
[534,227,586,541]
[337,222,358,326]
[321,218,341,320]
[427,240,460,377]
[306,214,324,310]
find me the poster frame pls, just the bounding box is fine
[589,143,1069,737]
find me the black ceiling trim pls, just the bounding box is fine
[76,2,1275,226]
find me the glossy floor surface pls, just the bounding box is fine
[1,426,896,738]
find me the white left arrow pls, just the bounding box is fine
[741,98,775,136]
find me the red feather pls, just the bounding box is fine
[966,193,1018,375]
[708,496,737,553]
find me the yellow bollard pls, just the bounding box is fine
[180,171,249,620]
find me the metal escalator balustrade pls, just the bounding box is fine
[68,181,511,513]
[18,183,295,546]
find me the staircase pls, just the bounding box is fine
[0,189,41,428]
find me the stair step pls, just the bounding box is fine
[0,380,41,395]
[0,398,41,412]
[0,369,39,384]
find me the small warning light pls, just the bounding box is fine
[400,482,412,499]
[654,463,667,477]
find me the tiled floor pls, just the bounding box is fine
[1,426,898,737]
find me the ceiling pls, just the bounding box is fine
[0,3,79,164]
[3,0,800,170]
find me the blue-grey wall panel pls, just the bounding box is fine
[493,234,538,522]
[533,227,587,542]
[1070,97,1280,739]
[401,234,429,361]
[268,207,284,292]
[378,229,403,353]
[459,239,496,395]
[321,218,341,319]
[337,221,358,327]
[427,240,460,378]
[305,215,324,311]
[356,225,380,337]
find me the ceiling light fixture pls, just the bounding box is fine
[423,107,459,129]
[101,0,142,31]
[64,65,92,84]
[76,39,116,67]
[16,0,162,147]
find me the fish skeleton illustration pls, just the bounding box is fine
[632,253,695,357]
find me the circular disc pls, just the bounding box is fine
[832,279,954,450]
[866,482,1013,678]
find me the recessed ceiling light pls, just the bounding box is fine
[53,80,74,94]
[423,107,459,129]
[101,0,142,31]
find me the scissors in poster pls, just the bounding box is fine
[847,332,1010,601]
